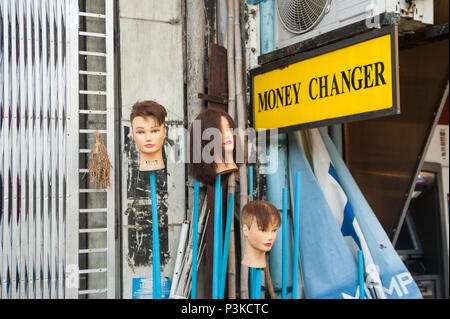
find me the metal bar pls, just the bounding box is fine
[0,1,4,298]
[79,90,107,95]
[79,129,107,134]
[78,268,107,274]
[10,0,19,299]
[79,71,107,76]
[79,110,107,115]
[79,31,106,38]
[33,0,42,299]
[78,288,108,295]
[105,0,115,298]
[56,0,66,299]
[18,0,27,299]
[79,248,108,254]
[65,0,80,299]
[49,0,58,298]
[79,189,107,193]
[79,50,107,57]
[1,0,11,299]
[79,228,108,233]
[79,208,108,213]
[78,12,106,19]
[26,0,36,299]
[41,0,50,298]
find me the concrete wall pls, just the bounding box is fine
[118,0,186,299]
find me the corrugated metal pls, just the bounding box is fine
[0,0,115,299]
[0,0,68,298]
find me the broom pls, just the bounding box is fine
[88,130,112,189]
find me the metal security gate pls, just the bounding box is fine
[0,0,115,299]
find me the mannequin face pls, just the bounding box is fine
[221,116,234,155]
[132,116,166,154]
[243,217,279,253]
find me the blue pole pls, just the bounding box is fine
[250,268,262,299]
[330,125,343,156]
[150,171,161,299]
[191,180,200,299]
[358,250,365,299]
[219,193,235,298]
[212,173,221,299]
[292,172,300,299]
[281,188,288,299]
[218,180,223,287]
[248,166,253,200]
[260,0,274,54]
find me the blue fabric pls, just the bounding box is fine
[319,128,423,299]
[288,131,358,299]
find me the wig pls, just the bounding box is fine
[188,107,240,186]
[131,100,167,126]
[241,200,281,230]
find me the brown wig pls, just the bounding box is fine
[241,200,281,230]
[130,100,167,126]
[188,107,240,186]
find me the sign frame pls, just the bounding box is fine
[249,24,400,133]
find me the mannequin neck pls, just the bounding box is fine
[241,241,266,268]
[139,151,165,171]
[215,161,238,175]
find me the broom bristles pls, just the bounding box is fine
[88,130,112,189]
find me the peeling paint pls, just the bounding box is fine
[123,126,170,269]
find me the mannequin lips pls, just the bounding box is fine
[144,143,155,148]
[264,243,272,247]
[224,140,233,145]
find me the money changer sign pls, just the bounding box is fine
[251,26,399,132]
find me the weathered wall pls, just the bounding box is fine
[118,0,186,298]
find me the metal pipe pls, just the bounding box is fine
[170,220,190,297]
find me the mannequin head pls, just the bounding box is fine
[188,108,239,186]
[131,100,167,171]
[241,200,281,268]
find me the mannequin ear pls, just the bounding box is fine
[242,224,249,238]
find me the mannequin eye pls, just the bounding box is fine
[151,129,160,134]
[136,130,144,134]
[258,228,266,232]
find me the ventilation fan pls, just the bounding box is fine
[277,0,331,34]
[274,0,434,50]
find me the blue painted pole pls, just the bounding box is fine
[250,268,262,299]
[260,0,274,54]
[248,166,253,200]
[330,125,343,157]
[150,171,161,299]
[219,193,235,298]
[212,173,221,299]
[218,180,223,287]
[191,180,200,299]
[281,188,288,299]
[292,172,300,299]
[358,250,365,299]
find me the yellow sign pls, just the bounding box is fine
[251,27,399,132]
